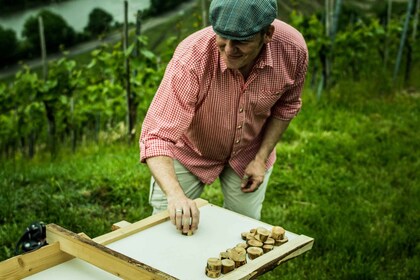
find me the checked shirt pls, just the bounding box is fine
[140,19,308,184]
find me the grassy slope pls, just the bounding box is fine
[1,1,420,279]
[1,89,419,279]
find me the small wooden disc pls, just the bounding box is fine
[246,233,256,241]
[247,247,264,260]
[264,237,275,246]
[205,267,221,278]
[236,242,248,249]
[274,236,289,246]
[229,246,246,262]
[256,227,270,242]
[207,257,222,271]
[247,239,263,248]
[220,251,230,260]
[271,226,285,240]
[181,230,193,236]
[221,259,235,274]
[262,244,274,253]
[241,231,248,240]
[233,259,247,268]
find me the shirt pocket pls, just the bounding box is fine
[251,90,283,116]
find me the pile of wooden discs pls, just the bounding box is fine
[205,226,288,278]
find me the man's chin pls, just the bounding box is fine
[225,62,242,70]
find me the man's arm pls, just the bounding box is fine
[146,156,200,233]
[241,117,290,192]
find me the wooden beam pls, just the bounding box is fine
[46,224,176,280]
[220,235,314,279]
[0,242,72,280]
[0,198,208,279]
[94,198,208,245]
[111,220,132,231]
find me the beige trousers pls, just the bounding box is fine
[149,160,273,220]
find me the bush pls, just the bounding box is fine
[22,9,76,56]
[84,8,113,37]
[0,25,19,66]
[146,0,190,17]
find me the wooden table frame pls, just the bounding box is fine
[0,199,314,280]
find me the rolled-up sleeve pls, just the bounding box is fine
[139,59,199,163]
[271,48,308,121]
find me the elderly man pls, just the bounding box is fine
[140,0,308,234]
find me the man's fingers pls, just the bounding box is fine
[190,204,200,232]
[175,207,183,230]
[169,199,200,233]
[241,177,263,193]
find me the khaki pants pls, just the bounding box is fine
[149,160,273,220]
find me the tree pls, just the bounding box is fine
[22,9,76,55]
[147,0,189,16]
[0,25,18,65]
[84,8,113,37]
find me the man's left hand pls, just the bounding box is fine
[241,159,266,193]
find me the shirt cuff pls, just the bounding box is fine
[140,139,175,163]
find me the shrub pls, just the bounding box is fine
[22,9,76,56]
[0,25,19,66]
[84,8,113,37]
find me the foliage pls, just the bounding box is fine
[22,9,76,56]
[0,34,164,157]
[0,0,67,14]
[145,0,190,17]
[84,8,114,37]
[0,90,419,280]
[288,8,419,92]
[259,90,420,279]
[0,26,19,65]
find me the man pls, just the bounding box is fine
[140,0,308,234]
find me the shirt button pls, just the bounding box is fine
[239,108,244,113]
[235,140,240,144]
[237,125,242,129]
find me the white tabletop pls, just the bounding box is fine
[25,204,297,280]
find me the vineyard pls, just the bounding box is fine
[0,1,419,279]
[1,0,419,159]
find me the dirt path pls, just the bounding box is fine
[0,0,197,80]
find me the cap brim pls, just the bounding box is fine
[213,28,260,41]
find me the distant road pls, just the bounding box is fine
[0,0,197,80]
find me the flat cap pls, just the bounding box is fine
[209,0,278,41]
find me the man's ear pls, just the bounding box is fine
[264,25,275,44]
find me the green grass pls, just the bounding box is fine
[1,87,419,279]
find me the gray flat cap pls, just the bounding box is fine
[209,0,278,41]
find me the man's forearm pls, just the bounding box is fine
[145,156,184,197]
[146,156,200,233]
[255,117,291,163]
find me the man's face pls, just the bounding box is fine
[216,28,273,73]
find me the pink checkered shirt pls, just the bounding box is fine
[140,19,308,184]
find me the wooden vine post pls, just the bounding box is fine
[393,0,415,85]
[123,0,134,141]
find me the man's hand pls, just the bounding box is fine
[241,158,266,193]
[167,192,200,234]
[146,156,200,234]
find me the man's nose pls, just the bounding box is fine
[225,40,238,55]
